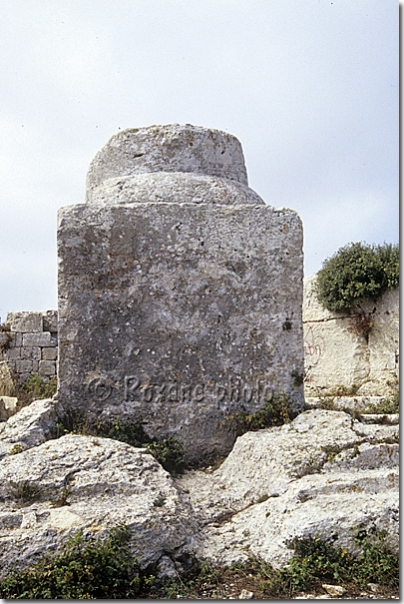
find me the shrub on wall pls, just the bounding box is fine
[315,242,399,313]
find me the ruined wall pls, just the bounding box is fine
[303,275,399,397]
[0,311,58,386]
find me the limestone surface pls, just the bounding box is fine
[86,124,249,200]
[88,172,265,206]
[0,404,398,579]
[176,409,399,568]
[59,125,305,463]
[303,275,399,397]
[0,432,195,579]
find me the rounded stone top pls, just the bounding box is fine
[86,124,249,196]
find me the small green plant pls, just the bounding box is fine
[12,374,57,407]
[147,438,186,475]
[52,410,187,475]
[364,392,399,415]
[222,391,297,437]
[315,242,399,312]
[51,486,72,508]
[291,369,304,386]
[9,480,41,506]
[267,531,399,598]
[94,416,151,448]
[8,444,23,455]
[153,496,166,507]
[0,525,152,599]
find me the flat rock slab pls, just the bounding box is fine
[57,202,304,462]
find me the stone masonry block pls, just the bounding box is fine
[6,312,43,333]
[15,360,33,374]
[3,348,22,361]
[42,310,58,333]
[20,347,42,361]
[22,332,52,347]
[42,347,58,361]
[58,203,303,461]
[38,360,56,376]
[58,125,304,463]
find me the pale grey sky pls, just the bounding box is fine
[0,0,398,320]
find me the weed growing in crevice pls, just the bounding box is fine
[221,391,297,437]
[9,480,42,506]
[52,410,186,475]
[364,393,399,415]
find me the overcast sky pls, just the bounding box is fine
[0,0,398,321]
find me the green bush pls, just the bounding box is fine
[315,242,399,312]
[269,531,399,597]
[0,526,150,599]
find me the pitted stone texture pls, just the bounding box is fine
[0,433,196,578]
[6,312,43,333]
[57,202,304,463]
[86,125,248,202]
[176,409,399,569]
[303,275,399,397]
[88,173,265,206]
[0,398,60,459]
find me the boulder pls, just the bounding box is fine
[0,405,398,579]
[176,409,399,568]
[0,398,61,459]
[0,433,196,579]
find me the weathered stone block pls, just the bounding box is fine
[303,275,399,397]
[15,360,33,374]
[3,347,22,361]
[86,124,249,202]
[38,360,56,376]
[42,310,58,333]
[42,347,58,361]
[58,125,304,463]
[6,312,43,333]
[22,332,52,347]
[20,347,41,361]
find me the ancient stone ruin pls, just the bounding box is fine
[0,126,398,595]
[57,124,304,462]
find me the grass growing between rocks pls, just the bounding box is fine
[221,391,298,437]
[0,527,398,599]
[53,410,186,475]
[11,374,57,407]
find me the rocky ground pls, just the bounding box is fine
[0,398,399,598]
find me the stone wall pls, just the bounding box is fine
[303,275,399,397]
[0,311,58,386]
